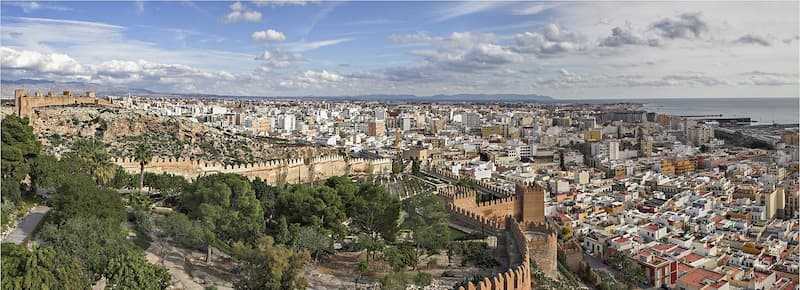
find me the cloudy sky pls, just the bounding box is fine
[1,1,798,98]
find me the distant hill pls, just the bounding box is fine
[0,79,156,98]
[1,79,553,102]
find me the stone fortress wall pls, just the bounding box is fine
[14,89,118,120]
[114,155,392,184]
[437,183,559,290]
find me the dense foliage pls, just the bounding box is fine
[232,236,310,290]
[1,115,41,202]
[1,243,92,290]
[1,115,171,290]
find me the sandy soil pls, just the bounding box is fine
[145,238,237,290]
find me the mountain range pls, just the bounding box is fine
[1,79,553,102]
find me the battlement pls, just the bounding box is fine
[477,195,518,207]
[456,217,532,290]
[14,89,117,120]
[113,154,391,183]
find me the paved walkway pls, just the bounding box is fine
[2,205,50,245]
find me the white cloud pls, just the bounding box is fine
[279,70,344,89]
[253,0,317,6]
[512,24,583,57]
[433,2,507,22]
[1,46,87,75]
[251,29,287,42]
[512,3,557,16]
[255,49,306,70]
[219,1,262,24]
[284,38,354,52]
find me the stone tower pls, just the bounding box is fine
[517,182,545,224]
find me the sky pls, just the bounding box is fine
[1,1,798,99]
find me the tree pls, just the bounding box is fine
[104,249,171,290]
[1,115,41,202]
[134,143,153,191]
[274,184,347,238]
[358,234,386,263]
[40,217,132,279]
[180,173,264,244]
[355,258,368,289]
[232,236,310,290]
[324,176,358,211]
[129,190,151,211]
[49,176,126,224]
[411,159,420,175]
[402,192,451,270]
[143,172,188,204]
[156,212,206,248]
[253,177,279,220]
[293,226,331,265]
[1,243,92,290]
[350,182,401,241]
[66,139,117,185]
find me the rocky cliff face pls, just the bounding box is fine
[31,104,332,164]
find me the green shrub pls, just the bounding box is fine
[413,272,432,286]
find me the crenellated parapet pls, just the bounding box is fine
[456,217,532,290]
[113,155,389,184]
[14,89,117,120]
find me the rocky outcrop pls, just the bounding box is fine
[30,105,329,164]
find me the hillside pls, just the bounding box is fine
[30,104,330,164]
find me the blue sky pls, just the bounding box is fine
[1,1,798,98]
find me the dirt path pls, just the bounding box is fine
[145,239,235,290]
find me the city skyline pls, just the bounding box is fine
[1,1,798,99]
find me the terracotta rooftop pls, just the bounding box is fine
[677,268,725,289]
[682,253,704,264]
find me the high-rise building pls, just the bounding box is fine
[580,116,597,130]
[688,125,714,145]
[375,109,386,121]
[278,114,295,132]
[400,117,414,131]
[608,141,620,161]
[640,136,653,157]
[430,118,444,134]
[463,112,481,128]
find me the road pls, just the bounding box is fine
[2,205,50,245]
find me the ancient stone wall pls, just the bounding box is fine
[456,217,532,290]
[437,184,557,288]
[114,155,392,185]
[523,222,559,279]
[14,89,117,121]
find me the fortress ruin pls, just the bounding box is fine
[438,182,558,290]
[14,89,118,121]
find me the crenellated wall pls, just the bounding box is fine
[521,222,559,279]
[455,217,533,290]
[114,155,392,185]
[437,184,556,289]
[14,89,118,120]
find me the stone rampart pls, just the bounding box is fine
[456,217,532,290]
[114,155,392,185]
[14,89,118,120]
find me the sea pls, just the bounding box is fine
[635,97,799,125]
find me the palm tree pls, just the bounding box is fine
[70,138,116,185]
[134,143,152,191]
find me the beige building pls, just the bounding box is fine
[368,120,385,136]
